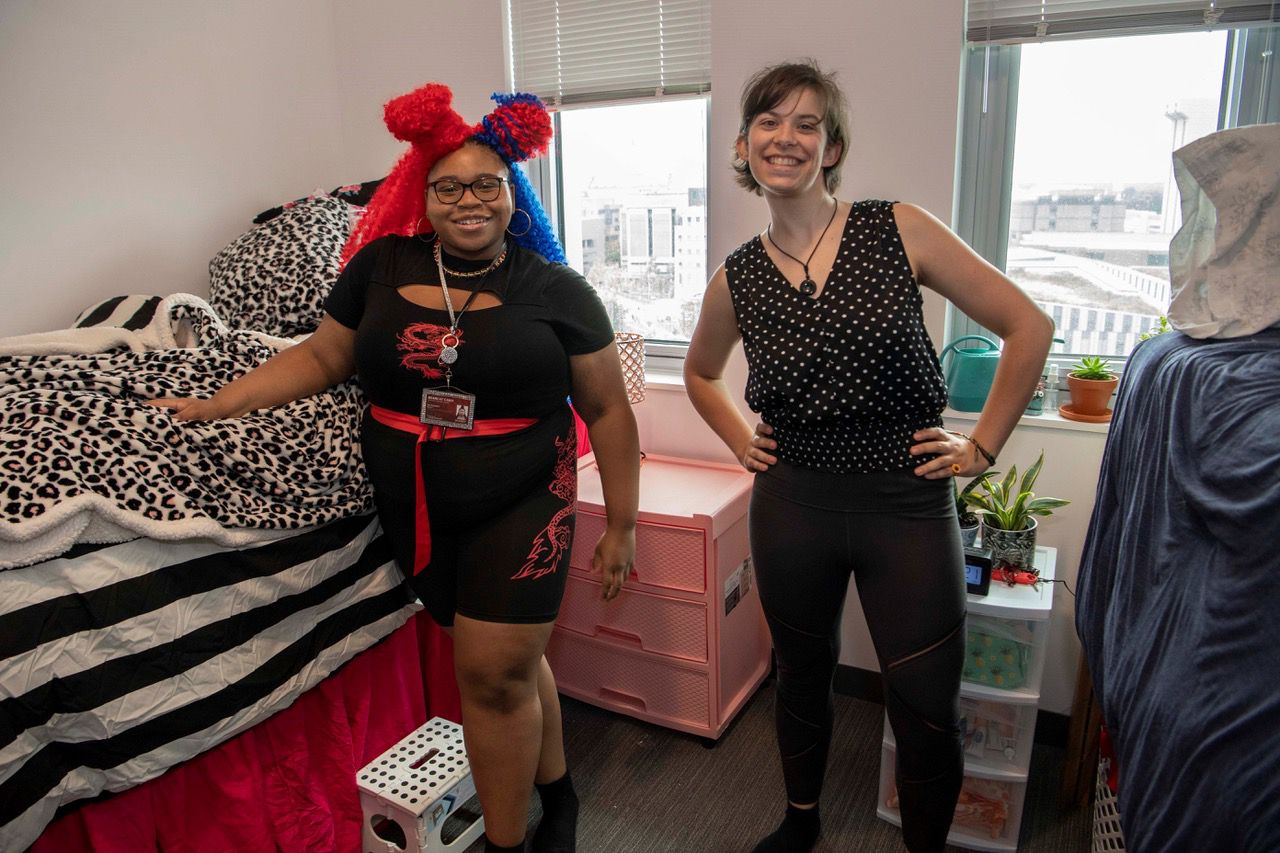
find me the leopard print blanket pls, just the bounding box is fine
[0,296,371,569]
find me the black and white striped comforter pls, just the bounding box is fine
[0,513,418,852]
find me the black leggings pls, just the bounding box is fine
[750,461,966,853]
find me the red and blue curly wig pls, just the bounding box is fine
[340,83,565,267]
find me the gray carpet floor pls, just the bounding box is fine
[459,684,1091,852]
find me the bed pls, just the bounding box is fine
[0,185,464,851]
[1075,328,1280,852]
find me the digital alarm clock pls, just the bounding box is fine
[963,547,993,597]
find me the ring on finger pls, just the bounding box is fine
[950,463,962,474]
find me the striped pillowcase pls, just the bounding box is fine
[72,294,163,331]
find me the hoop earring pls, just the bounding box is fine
[506,209,532,238]
[414,216,433,243]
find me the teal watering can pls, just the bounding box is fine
[939,335,1000,412]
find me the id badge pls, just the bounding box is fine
[420,387,476,430]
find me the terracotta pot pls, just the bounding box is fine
[1066,374,1119,417]
[981,517,1038,571]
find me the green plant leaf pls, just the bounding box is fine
[1010,491,1032,528]
[956,472,1000,514]
[1027,497,1072,515]
[958,472,997,498]
[998,467,1017,500]
[1021,452,1044,494]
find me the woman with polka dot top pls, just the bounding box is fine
[685,61,1053,853]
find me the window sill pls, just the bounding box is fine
[642,369,687,392]
[636,378,1112,438]
[944,406,1111,434]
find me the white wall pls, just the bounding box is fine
[0,0,347,336]
[0,0,510,338]
[328,0,506,182]
[0,0,1101,715]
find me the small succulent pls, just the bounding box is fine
[1070,355,1115,380]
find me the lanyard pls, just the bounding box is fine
[433,242,500,376]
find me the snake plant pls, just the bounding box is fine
[960,451,1070,532]
[955,471,999,527]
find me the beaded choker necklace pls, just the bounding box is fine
[766,199,839,298]
[433,240,508,278]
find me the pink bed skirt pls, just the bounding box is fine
[32,613,460,853]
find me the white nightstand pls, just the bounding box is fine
[877,546,1058,851]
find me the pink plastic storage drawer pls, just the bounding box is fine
[547,629,710,732]
[557,575,707,662]
[570,512,706,594]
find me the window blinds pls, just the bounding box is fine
[508,0,711,105]
[967,1,1278,43]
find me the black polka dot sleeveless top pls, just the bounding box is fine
[725,199,948,473]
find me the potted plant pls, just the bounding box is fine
[1064,355,1119,420]
[961,451,1070,571]
[1137,315,1171,342]
[955,471,998,548]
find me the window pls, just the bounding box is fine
[955,4,1279,365]
[507,0,710,364]
[555,97,708,345]
[1003,32,1226,357]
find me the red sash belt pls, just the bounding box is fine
[370,405,537,575]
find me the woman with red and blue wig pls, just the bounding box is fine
[155,82,640,853]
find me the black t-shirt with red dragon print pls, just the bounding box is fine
[325,235,615,420]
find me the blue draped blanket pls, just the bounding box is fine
[1076,328,1280,852]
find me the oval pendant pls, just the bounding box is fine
[799,279,817,297]
[440,346,458,365]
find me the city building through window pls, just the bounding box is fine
[507,0,711,360]
[556,98,708,345]
[1001,31,1227,357]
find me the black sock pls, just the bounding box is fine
[531,772,579,853]
[751,803,821,853]
[484,836,526,853]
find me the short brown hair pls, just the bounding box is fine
[732,59,850,195]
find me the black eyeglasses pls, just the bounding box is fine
[427,176,509,204]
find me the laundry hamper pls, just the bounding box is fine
[1092,756,1126,853]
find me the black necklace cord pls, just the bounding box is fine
[767,198,839,297]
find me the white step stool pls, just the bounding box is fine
[358,717,485,853]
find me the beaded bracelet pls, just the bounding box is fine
[948,431,997,467]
